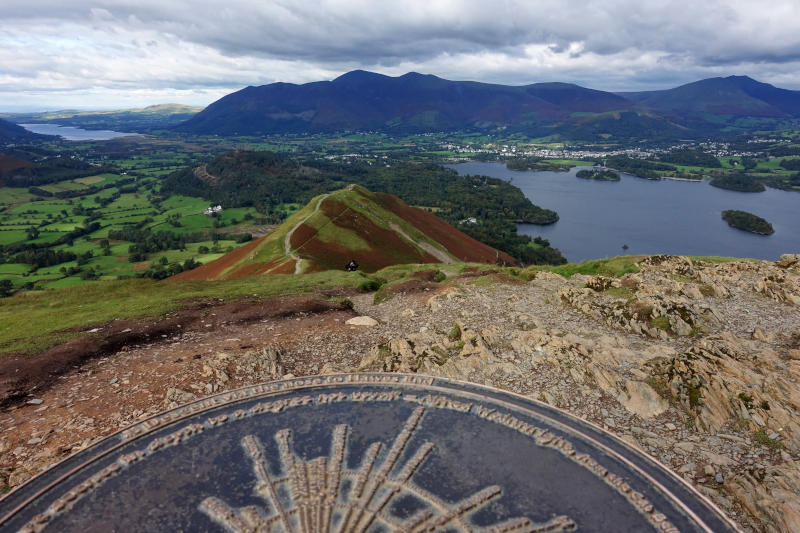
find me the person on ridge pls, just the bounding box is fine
[345,259,359,272]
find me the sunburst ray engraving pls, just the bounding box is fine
[199,406,575,532]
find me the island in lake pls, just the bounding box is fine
[721,210,774,235]
[576,169,620,181]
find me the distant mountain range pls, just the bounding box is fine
[2,104,203,135]
[176,71,800,140]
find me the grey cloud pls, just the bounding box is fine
[7,1,799,65]
[2,0,800,109]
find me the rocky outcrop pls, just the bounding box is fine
[559,286,718,338]
[345,316,379,326]
[753,271,800,306]
[777,254,800,269]
[648,333,800,453]
[360,320,493,376]
[355,255,800,532]
[726,462,800,532]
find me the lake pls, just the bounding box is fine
[447,162,799,263]
[19,123,140,141]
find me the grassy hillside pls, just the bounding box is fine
[175,185,517,279]
[0,271,358,356]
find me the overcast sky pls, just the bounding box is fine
[3,0,800,111]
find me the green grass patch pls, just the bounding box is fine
[448,324,461,340]
[38,222,83,232]
[690,255,758,264]
[73,175,105,185]
[170,214,214,232]
[0,230,29,245]
[0,187,34,206]
[40,276,85,289]
[8,202,68,215]
[530,256,643,279]
[52,239,99,254]
[649,316,671,332]
[0,270,361,357]
[357,277,385,292]
[40,181,87,193]
[470,275,497,287]
[314,224,371,251]
[0,263,31,275]
[752,428,783,450]
[28,232,67,245]
[547,159,592,166]
[603,286,635,300]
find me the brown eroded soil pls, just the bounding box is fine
[0,295,353,408]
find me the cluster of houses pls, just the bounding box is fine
[203,205,222,216]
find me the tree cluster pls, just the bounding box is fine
[710,174,766,192]
[576,169,620,181]
[603,156,673,180]
[779,158,800,171]
[658,149,721,168]
[2,158,112,187]
[721,210,774,235]
[137,258,202,279]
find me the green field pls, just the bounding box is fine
[0,146,271,290]
[0,263,30,275]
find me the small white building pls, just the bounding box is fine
[203,205,222,216]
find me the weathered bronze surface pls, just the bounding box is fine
[0,374,738,532]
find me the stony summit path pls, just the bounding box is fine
[2,255,800,532]
[284,193,329,274]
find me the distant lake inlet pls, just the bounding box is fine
[19,123,140,141]
[447,162,799,263]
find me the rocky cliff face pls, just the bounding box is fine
[2,255,799,531]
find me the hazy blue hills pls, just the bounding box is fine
[170,71,800,139]
[619,76,800,118]
[2,104,203,134]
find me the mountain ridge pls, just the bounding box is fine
[175,71,800,139]
[619,75,800,118]
[175,70,644,137]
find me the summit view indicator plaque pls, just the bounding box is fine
[0,374,738,532]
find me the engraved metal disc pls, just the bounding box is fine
[0,374,738,532]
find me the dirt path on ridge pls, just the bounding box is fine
[284,194,329,274]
